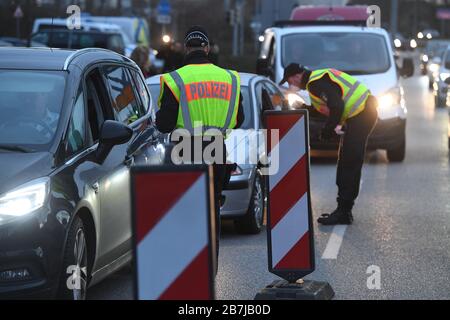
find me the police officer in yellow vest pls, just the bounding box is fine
[156,26,244,232]
[280,63,378,225]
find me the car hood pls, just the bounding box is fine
[0,152,53,195]
[225,129,265,167]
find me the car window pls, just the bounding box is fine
[130,70,151,114]
[66,86,86,157]
[0,70,65,151]
[85,70,106,144]
[104,65,142,125]
[239,86,254,130]
[107,34,125,55]
[262,81,284,110]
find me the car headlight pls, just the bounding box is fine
[378,89,400,109]
[422,54,429,63]
[0,178,49,218]
[287,93,305,108]
[440,72,450,82]
[376,87,405,120]
[394,39,402,48]
[410,39,417,49]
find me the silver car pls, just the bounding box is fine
[146,73,286,234]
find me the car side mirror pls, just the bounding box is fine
[96,120,133,164]
[445,77,450,85]
[400,58,414,78]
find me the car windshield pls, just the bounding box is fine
[148,83,254,130]
[0,70,65,152]
[282,32,391,75]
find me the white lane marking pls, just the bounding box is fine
[322,225,348,260]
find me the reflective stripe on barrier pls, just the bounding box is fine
[131,165,215,300]
[264,109,315,282]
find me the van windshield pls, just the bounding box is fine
[282,32,391,75]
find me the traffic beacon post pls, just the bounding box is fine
[255,109,334,300]
[131,165,216,300]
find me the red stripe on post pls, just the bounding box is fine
[274,231,311,270]
[135,171,203,243]
[266,114,304,154]
[158,246,211,300]
[270,155,308,229]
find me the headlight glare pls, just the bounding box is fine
[287,93,305,107]
[0,178,49,217]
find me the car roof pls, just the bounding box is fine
[0,47,74,70]
[268,25,388,37]
[146,72,264,86]
[0,47,134,71]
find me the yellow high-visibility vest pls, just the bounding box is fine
[160,64,240,135]
[307,68,370,123]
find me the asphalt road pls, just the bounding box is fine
[88,74,450,300]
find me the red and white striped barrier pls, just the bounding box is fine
[265,110,315,282]
[131,165,215,300]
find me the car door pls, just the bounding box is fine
[96,64,158,266]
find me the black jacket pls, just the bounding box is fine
[156,50,244,133]
[301,70,345,134]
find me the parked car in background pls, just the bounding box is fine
[31,30,126,55]
[0,47,164,299]
[146,73,289,234]
[33,17,161,70]
[432,45,450,108]
[423,40,450,88]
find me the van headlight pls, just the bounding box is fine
[377,87,405,120]
[0,178,49,218]
[378,88,401,110]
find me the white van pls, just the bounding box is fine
[256,23,414,162]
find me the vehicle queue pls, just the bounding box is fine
[0,4,449,300]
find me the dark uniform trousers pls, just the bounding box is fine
[172,135,229,263]
[336,95,378,208]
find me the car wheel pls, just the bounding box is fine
[387,137,406,162]
[58,216,89,300]
[234,172,265,235]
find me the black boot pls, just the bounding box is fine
[317,199,354,225]
[317,208,353,225]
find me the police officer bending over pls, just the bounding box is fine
[280,63,378,225]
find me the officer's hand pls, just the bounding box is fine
[319,127,334,141]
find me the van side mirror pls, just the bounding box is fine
[400,58,414,78]
[96,120,133,164]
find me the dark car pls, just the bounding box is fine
[31,30,125,55]
[0,47,164,299]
